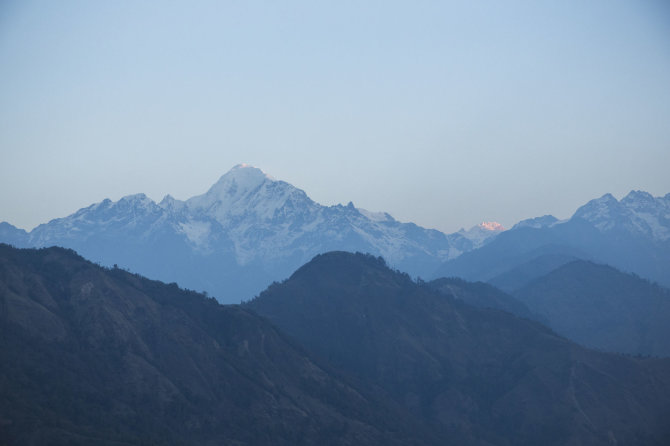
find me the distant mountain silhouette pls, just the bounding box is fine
[247,252,670,445]
[514,260,670,357]
[0,244,436,445]
[487,253,581,293]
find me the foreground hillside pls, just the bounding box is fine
[248,252,670,445]
[0,245,432,445]
[3,245,669,445]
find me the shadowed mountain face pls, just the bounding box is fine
[514,260,670,357]
[0,245,435,446]
[247,252,670,446]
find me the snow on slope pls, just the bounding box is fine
[573,191,670,241]
[457,221,506,248]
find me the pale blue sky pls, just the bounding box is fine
[1,1,669,233]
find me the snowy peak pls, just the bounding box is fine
[65,194,160,219]
[185,164,316,225]
[622,190,654,204]
[159,194,186,213]
[512,215,560,230]
[621,190,661,212]
[358,208,395,223]
[457,221,505,248]
[196,164,275,204]
[104,194,164,217]
[117,193,156,208]
[211,164,274,193]
[572,191,670,241]
[478,221,505,232]
[187,165,274,210]
[572,193,625,229]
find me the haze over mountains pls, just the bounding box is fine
[1,165,668,304]
[514,260,670,357]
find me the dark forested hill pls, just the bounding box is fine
[0,245,433,446]
[247,252,670,446]
[514,260,670,357]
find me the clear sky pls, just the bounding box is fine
[1,1,669,233]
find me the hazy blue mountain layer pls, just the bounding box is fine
[433,191,670,288]
[514,260,670,357]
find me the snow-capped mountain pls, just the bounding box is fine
[0,164,499,303]
[512,215,562,230]
[456,221,505,249]
[434,191,670,288]
[573,191,670,241]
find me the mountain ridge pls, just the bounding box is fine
[2,165,668,299]
[434,191,670,287]
[0,165,498,303]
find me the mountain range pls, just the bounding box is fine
[1,165,668,303]
[0,164,502,303]
[434,190,670,288]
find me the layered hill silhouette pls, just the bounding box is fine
[247,252,670,445]
[513,260,670,357]
[0,244,436,445]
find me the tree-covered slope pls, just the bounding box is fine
[248,252,670,446]
[0,245,433,446]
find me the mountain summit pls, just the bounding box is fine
[187,164,285,218]
[573,191,670,241]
